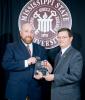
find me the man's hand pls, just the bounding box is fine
[43,73,54,81]
[34,70,43,80]
[41,60,53,73]
[28,57,37,65]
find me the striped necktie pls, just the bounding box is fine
[27,45,31,56]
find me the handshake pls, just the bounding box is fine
[34,57,52,80]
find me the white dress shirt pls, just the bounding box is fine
[21,40,33,67]
[61,45,71,55]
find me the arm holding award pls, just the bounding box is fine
[34,57,52,80]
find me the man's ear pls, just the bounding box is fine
[20,31,22,35]
[71,36,73,42]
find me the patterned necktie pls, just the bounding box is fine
[27,45,31,56]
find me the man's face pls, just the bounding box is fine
[57,31,73,48]
[20,23,34,44]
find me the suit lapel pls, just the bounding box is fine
[18,42,38,58]
[18,40,31,58]
[54,52,61,68]
[54,46,73,72]
[32,43,37,57]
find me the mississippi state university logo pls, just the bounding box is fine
[18,0,72,49]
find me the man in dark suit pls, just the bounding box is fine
[2,23,52,100]
[44,28,83,100]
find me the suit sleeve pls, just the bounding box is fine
[54,52,83,86]
[2,44,26,71]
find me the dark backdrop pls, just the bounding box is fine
[0,0,85,100]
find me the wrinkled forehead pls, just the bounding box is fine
[22,23,32,29]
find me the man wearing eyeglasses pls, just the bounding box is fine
[44,28,83,100]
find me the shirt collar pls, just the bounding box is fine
[21,39,33,56]
[21,39,32,47]
[61,45,71,55]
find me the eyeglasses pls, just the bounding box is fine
[57,36,69,39]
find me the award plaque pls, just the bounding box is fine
[34,57,48,76]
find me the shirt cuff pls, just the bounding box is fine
[25,60,28,67]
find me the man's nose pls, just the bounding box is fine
[26,33,31,36]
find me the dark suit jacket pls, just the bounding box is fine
[2,40,47,99]
[51,46,83,100]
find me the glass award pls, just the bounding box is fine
[34,57,48,76]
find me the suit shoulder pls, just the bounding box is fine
[6,42,19,49]
[71,47,82,57]
[72,47,81,54]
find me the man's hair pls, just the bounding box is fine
[58,28,73,37]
